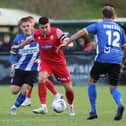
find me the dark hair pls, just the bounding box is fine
[18,17,31,26]
[102,5,115,18]
[78,35,90,45]
[39,17,49,25]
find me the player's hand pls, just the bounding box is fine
[11,45,20,53]
[10,64,16,77]
[34,59,40,64]
[56,43,67,53]
[11,45,20,50]
[11,64,16,70]
[26,35,34,41]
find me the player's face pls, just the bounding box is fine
[39,23,51,35]
[30,19,35,30]
[20,21,32,35]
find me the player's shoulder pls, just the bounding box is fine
[14,33,24,40]
[95,20,105,26]
[51,27,64,38]
[51,27,62,32]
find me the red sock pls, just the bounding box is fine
[46,80,58,95]
[38,82,47,104]
[65,89,74,104]
[27,88,32,98]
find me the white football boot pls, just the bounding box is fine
[32,106,48,114]
[67,104,75,116]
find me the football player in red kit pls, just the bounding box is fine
[12,16,75,116]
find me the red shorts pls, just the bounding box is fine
[40,61,71,83]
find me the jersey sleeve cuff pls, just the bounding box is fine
[122,43,126,47]
[10,50,17,54]
[82,28,88,35]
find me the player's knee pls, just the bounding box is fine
[11,85,20,94]
[88,77,96,83]
[63,82,73,91]
[38,72,49,83]
[38,77,46,83]
[21,84,31,95]
[38,75,48,83]
[11,88,19,95]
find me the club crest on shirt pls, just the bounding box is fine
[50,35,54,40]
[37,36,41,40]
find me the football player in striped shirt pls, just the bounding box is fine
[9,17,62,115]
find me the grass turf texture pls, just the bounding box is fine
[0,85,126,126]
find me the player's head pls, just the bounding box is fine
[19,17,32,35]
[27,16,35,29]
[38,16,51,35]
[102,5,116,19]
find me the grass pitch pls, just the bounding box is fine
[0,85,126,126]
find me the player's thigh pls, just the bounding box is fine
[39,62,51,82]
[24,71,38,87]
[90,62,107,82]
[21,83,32,95]
[11,69,24,94]
[53,63,71,84]
[108,64,121,86]
[62,82,73,92]
[38,71,50,83]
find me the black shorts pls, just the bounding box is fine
[11,69,38,87]
[90,62,121,86]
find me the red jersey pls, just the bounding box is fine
[34,27,66,64]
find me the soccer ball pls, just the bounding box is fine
[52,99,67,113]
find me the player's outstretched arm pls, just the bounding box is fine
[69,29,86,42]
[11,35,33,50]
[56,29,86,52]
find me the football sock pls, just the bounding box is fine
[14,93,26,108]
[88,84,97,113]
[27,88,32,98]
[46,80,57,95]
[55,93,62,99]
[38,82,47,104]
[65,89,74,104]
[111,88,123,107]
[41,104,47,108]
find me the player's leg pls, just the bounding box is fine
[9,69,24,115]
[32,63,62,114]
[86,62,105,120]
[21,88,32,106]
[46,79,63,100]
[109,64,124,120]
[62,82,75,116]
[21,71,37,107]
[54,63,75,116]
[87,77,97,120]
[10,84,32,115]
[32,71,49,114]
[10,85,21,115]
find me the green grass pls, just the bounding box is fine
[0,85,126,126]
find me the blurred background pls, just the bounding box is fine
[0,0,126,85]
[0,0,125,19]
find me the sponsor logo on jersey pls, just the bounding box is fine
[40,44,53,50]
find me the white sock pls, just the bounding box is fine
[12,105,17,109]
[24,97,31,102]
[55,93,62,98]
[41,104,47,108]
